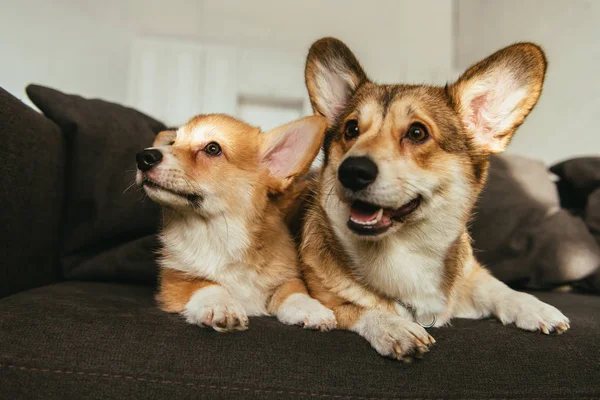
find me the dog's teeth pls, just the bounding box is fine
[350,209,384,226]
[350,216,379,226]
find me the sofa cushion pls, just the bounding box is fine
[0,87,64,298]
[1,282,598,399]
[470,154,600,288]
[26,85,164,284]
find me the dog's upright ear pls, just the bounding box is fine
[153,130,177,147]
[260,116,327,192]
[305,38,368,124]
[449,43,547,154]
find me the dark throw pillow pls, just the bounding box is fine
[470,154,600,289]
[551,157,600,210]
[551,157,600,293]
[587,188,600,244]
[0,87,64,297]
[577,188,600,293]
[26,85,164,284]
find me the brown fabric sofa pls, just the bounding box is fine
[1,86,599,399]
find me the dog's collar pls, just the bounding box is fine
[395,299,436,328]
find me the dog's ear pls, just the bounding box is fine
[153,130,177,147]
[260,116,327,192]
[449,43,547,154]
[305,37,368,124]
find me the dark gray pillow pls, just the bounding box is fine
[470,154,600,288]
[587,188,600,243]
[550,157,600,293]
[577,188,600,292]
[551,157,600,198]
[0,87,64,297]
[551,157,600,211]
[26,85,164,284]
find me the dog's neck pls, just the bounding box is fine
[159,194,277,269]
[161,210,252,265]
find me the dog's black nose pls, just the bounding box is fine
[338,156,378,191]
[136,149,163,172]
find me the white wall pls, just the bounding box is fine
[456,0,600,164]
[4,1,597,164]
[121,0,453,127]
[1,0,453,111]
[119,0,454,84]
[0,0,131,107]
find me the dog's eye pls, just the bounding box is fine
[406,123,429,143]
[344,120,360,141]
[204,142,222,156]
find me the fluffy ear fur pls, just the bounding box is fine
[305,37,368,124]
[260,116,327,192]
[153,130,177,147]
[449,43,547,154]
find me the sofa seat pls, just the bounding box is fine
[1,282,599,399]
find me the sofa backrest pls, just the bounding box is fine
[0,87,65,297]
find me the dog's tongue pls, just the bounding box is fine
[349,201,386,224]
[348,197,421,234]
[350,205,380,223]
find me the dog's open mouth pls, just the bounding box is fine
[347,196,421,236]
[142,179,201,203]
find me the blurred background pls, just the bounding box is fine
[1,0,598,164]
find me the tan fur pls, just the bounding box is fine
[267,278,308,313]
[300,38,568,361]
[138,114,336,332]
[157,268,216,313]
[153,130,176,147]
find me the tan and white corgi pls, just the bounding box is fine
[136,114,336,332]
[300,38,570,360]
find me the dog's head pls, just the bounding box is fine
[305,38,546,240]
[136,114,326,218]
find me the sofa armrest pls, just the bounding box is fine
[0,87,65,298]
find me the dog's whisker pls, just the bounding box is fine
[123,180,138,194]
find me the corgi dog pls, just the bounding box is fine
[135,114,336,332]
[299,38,570,360]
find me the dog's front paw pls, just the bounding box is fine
[496,292,570,334]
[356,310,435,362]
[276,293,337,331]
[183,286,248,332]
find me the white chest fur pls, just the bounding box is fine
[344,231,450,320]
[160,214,270,316]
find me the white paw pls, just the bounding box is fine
[355,310,435,362]
[496,292,570,334]
[183,286,248,333]
[276,293,337,331]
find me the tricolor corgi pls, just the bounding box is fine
[299,38,569,360]
[136,114,336,332]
